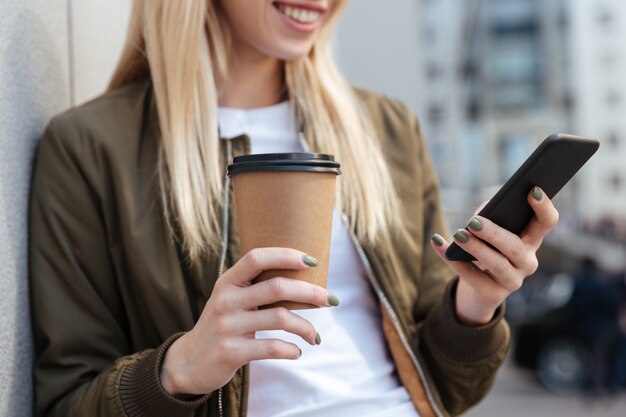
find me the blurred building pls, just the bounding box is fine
[417,0,626,243]
[569,0,626,227]
[417,0,572,225]
[413,0,467,190]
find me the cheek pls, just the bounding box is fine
[220,0,267,40]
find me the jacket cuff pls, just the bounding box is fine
[426,278,508,363]
[118,332,209,417]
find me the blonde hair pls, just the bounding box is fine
[110,0,402,263]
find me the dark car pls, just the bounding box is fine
[510,267,626,393]
[513,304,590,392]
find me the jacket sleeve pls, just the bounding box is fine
[408,112,511,416]
[29,120,208,417]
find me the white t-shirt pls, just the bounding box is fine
[218,102,419,417]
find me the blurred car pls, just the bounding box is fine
[510,269,626,393]
[509,273,591,393]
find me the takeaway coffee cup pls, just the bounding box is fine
[227,153,341,310]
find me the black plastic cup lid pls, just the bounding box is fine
[227,153,341,176]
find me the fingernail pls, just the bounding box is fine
[468,217,483,231]
[328,292,340,307]
[298,348,302,358]
[454,229,469,243]
[302,255,318,267]
[431,233,444,246]
[533,186,543,201]
[315,332,321,345]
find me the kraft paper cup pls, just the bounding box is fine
[227,153,341,310]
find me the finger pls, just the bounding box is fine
[244,339,302,362]
[241,277,335,310]
[235,308,319,346]
[472,259,488,271]
[520,186,559,249]
[221,247,318,286]
[450,229,523,292]
[466,215,527,268]
[430,233,494,288]
[431,234,512,303]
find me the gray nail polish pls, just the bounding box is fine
[468,217,483,231]
[454,229,469,243]
[302,255,318,267]
[432,233,444,246]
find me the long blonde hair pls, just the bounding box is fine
[110,0,403,263]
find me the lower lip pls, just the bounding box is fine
[275,7,322,33]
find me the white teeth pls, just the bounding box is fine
[279,4,321,24]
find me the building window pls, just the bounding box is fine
[601,53,617,68]
[607,132,620,149]
[428,104,444,125]
[607,90,621,107]
[597,8,615,28]
[608,173,623,191]
[498,133,534,183]
[562,92,574,111]
[466,99,480,121]
[558,7,568,29]
[462,61,477,80]
[426,62,443,80]
[422,26,437,43]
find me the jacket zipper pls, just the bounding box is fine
[217,141,232,277]
[216,139,233,417]
[342,214,445,417]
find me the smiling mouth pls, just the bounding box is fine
[272,2,324,24]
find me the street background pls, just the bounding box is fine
[465,358,626,416]
[337,0,626,415]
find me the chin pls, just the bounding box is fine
[272,42,316,61]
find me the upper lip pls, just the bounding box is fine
[273,1,328,13]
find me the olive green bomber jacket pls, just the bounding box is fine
[29,80,510,417]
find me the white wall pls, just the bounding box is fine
[71,1,131,102]
[0,1,130,415]
[335,0,421,114]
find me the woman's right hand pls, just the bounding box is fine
[159,247,337,396]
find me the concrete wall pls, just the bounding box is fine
[335,0,421,114]
[0,1,129,415]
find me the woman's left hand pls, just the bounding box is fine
[431,186,560,325]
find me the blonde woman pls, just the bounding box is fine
[29,1,559,416]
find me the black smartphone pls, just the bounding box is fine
[445,133,600,262]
